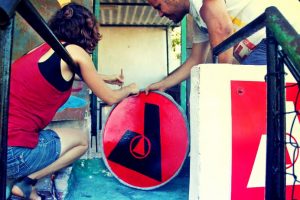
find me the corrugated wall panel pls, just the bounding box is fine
[99,0,179,27]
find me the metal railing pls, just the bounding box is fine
[212,6,300,200]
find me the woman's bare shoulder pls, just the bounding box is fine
[65,44,90,60]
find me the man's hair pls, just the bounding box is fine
[48,3,101,53]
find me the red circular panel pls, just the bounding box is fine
[101,91,189,189]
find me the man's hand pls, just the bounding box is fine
[145,81,166,95]
[127,83,140,95]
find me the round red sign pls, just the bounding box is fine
[101,91,189,189]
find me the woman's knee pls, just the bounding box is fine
[76,131,88,155]
[74,130,89,153]
[79,131,89,148]
[69,129,88,149]
[54,128,88,153]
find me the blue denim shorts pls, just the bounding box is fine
[7,129,61,179]
[241,39,267,65]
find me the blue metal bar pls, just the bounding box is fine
[0,18,14,200]
[180,16,187,113]
[90,0,100,152]
[0,0,21,26]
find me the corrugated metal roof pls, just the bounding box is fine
[99,0,179,27]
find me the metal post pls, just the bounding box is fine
[277,47,286,200]
[180,16,187,113]
[0,0,20,26]
[166,28,170,75]
[212,55,218,64]
[90,0,100,151]
[265,27,286,200]
[0,18,14,200]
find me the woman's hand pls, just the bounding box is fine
[126,83,139,95]
[102,69,124,86]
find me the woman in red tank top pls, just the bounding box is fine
[8,3,139,199]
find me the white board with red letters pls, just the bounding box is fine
[189,64,300,200]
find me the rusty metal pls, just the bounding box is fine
[265,6,300,81]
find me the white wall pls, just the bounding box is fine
[98,27,168,90]
[168,27,181,74]
[274,0,300,32]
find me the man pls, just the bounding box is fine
[145,0,272,93]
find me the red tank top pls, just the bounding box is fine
[8,43,72,148]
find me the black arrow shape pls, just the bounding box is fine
[108,103,162,181]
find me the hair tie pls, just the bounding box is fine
[64,7,73,19]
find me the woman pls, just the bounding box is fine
[7,3,139,199]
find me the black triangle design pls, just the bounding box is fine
[108,103,162,181]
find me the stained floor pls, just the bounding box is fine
[65,158,189,200]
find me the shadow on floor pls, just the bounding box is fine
[66,158,190,200]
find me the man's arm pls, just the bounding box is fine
[145,41,210,93]
[200,0,233,63]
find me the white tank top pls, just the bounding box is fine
[189,0,272,61]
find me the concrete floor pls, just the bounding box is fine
[65,158,190,200]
